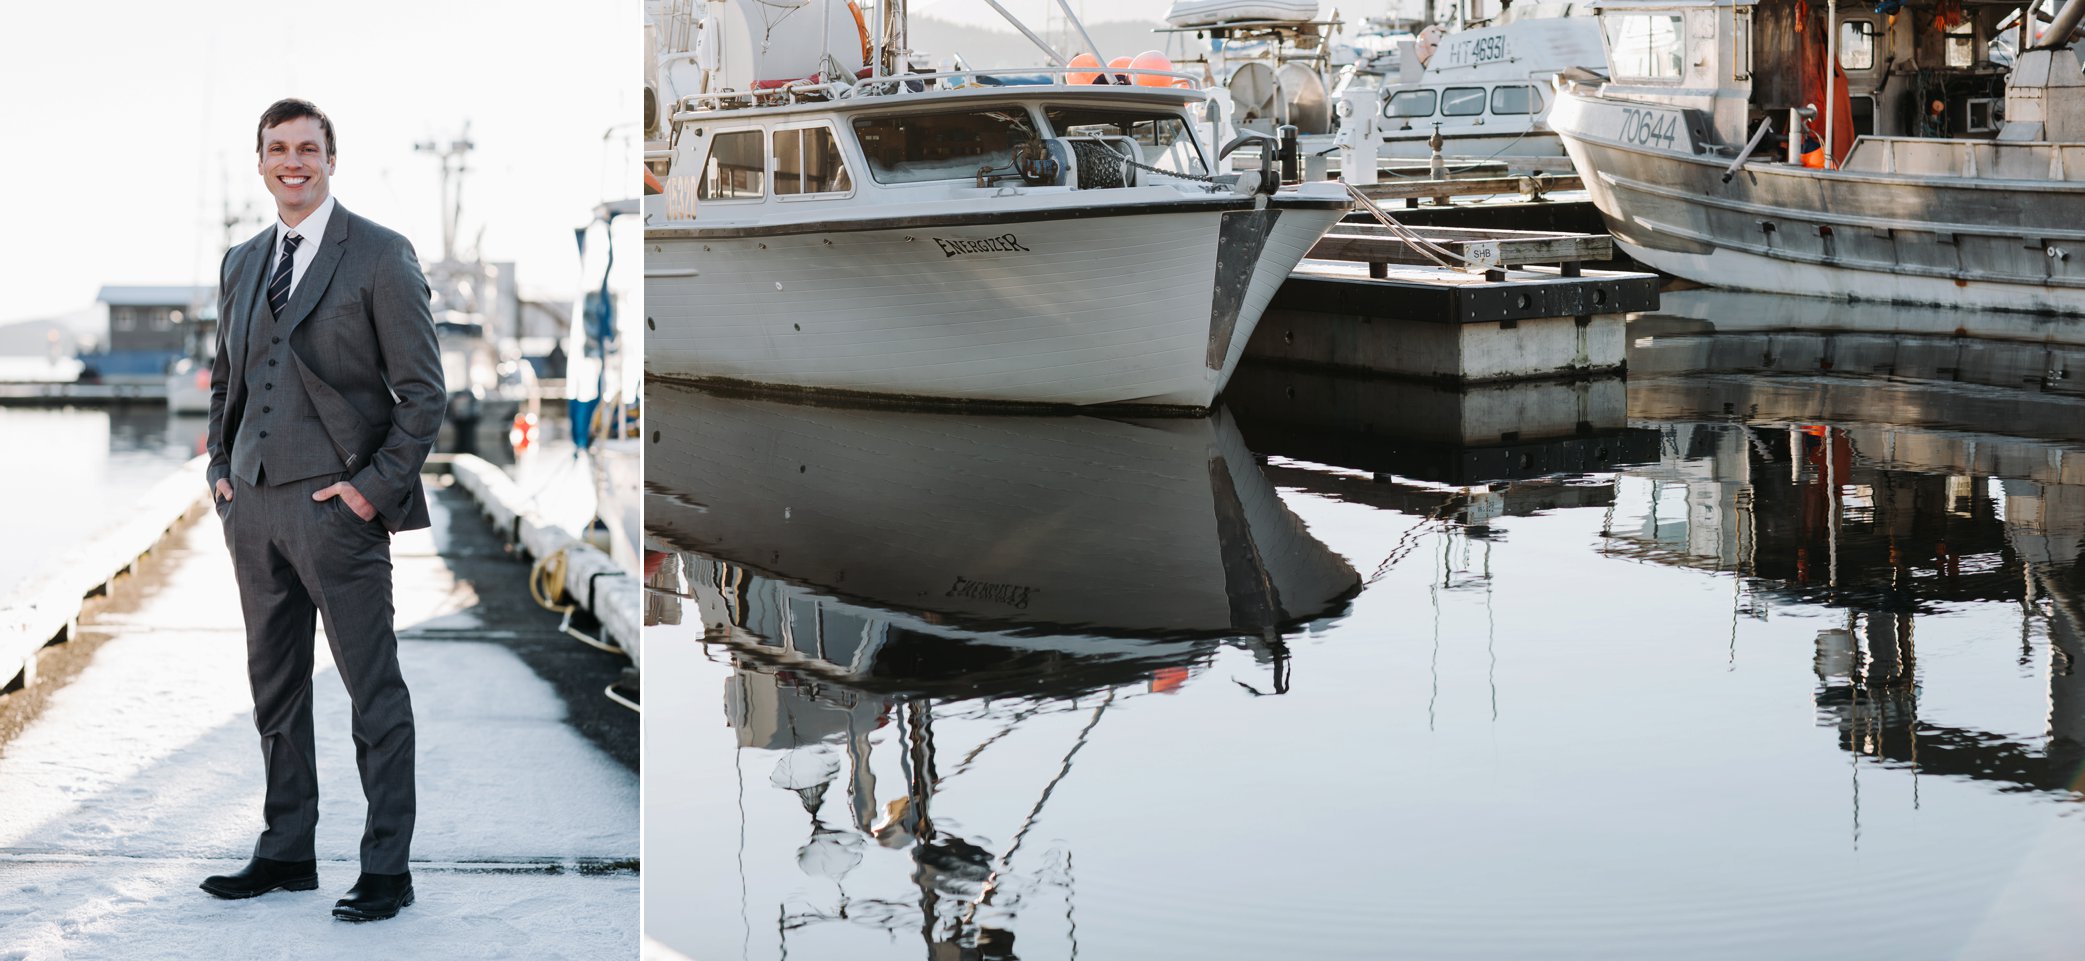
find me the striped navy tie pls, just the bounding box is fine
[268,233,303,317]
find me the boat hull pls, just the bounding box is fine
[644,384,1359,649]
[645,195,1348,409]
[1550,87,2085,315]
[1377,127,1566,163]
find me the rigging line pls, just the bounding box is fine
[1371,110,1545,178]
[738,727,751,961]
[1486,538,1497,723]
[1850,661,1862,852]
[971,689,1117,914]
[1599,475,1619,548]
[1430,532,1443,732]
[942,703,1049,781]
[1343,182,1479,269]
[1364,493,1459,584]
[1064,847,1080,961]
[1730,554,1742,672]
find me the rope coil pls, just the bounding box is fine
[529,548,625,656]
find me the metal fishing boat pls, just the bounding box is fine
[1548,0,2085,314]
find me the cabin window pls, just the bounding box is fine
[1045,107,1208,175]
[1944,20,1974,67]
[1606,13,1684,81]
[697,130,766,200]
[1490,85,1541,115]
[773,125,853,196]
[1386,89,1438,118]
[1440,87,1487,116]
[851,107,1038,184]
[1839,20,1876,70]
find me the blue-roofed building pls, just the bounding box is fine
[79,286,214,384]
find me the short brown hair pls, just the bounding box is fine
[256,99,336,157]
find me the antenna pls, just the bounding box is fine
[414,124,477,262]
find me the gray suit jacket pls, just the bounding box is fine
[206,203,445,532]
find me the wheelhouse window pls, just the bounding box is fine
[1944,20,1974,67]
[1441,86,1487,116]
[852,107,1038,184]
[1044,107,1208,175]
[1839,20,1876,69]
[1386,89,1438,118]
[698,129,766,200]
[1490,84,1541,115]
[1607,13,1685,81]
[773,125,852,196]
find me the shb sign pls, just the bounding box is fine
[933,234,1031,258]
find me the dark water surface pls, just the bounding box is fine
[644,293,2085,961]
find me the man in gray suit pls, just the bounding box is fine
[200,98,445,922]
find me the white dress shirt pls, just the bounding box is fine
[272,195,337,300]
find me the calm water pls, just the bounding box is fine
[644,292,2085,961]
[0,407,209,593]
[0,403,546,599]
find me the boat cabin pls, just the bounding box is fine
[1591,0,2055,159]
[1373,12,1607,138]
[664,84,1223,222]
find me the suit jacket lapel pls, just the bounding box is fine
[279,205,353,337]
[227,229,275,380]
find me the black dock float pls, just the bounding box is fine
[1269,266,1658,325]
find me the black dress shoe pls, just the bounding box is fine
[199,856,319,899]
[333,871,414,922]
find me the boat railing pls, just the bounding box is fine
[1839,135,2085,182]
[676,66,1207,117]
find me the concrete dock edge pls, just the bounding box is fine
[0,455,209,694]
[447,454,640,665]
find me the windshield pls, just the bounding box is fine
[852,107,1039,184]
[1044,107,1208,176]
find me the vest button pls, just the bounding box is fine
[272,337,282,344]
[264,383,273,390]
[262,406,272,413]
[259,431,269,438]
[268,359,278,367]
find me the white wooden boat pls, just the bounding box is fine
[645,0,1353,411]
[1548,0,2085,314]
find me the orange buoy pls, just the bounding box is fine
[509,411,537,452]
[1067,52,1102,85]
[1129,50,1174,87]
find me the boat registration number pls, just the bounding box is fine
[1617,107,1683,149]
[1444,35,1508,66]
[666,175,700,220]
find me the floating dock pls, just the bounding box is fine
[1253,220,1659,383]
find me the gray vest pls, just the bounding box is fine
[230,242,347,486]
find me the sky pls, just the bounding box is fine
[0,0,638,328]
[914,0,1175,30]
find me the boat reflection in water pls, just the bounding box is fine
[647,309,2085,960]
[1626,295,2085,795]
[644,384,1357,958]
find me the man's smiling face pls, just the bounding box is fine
[258,116,334,224]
